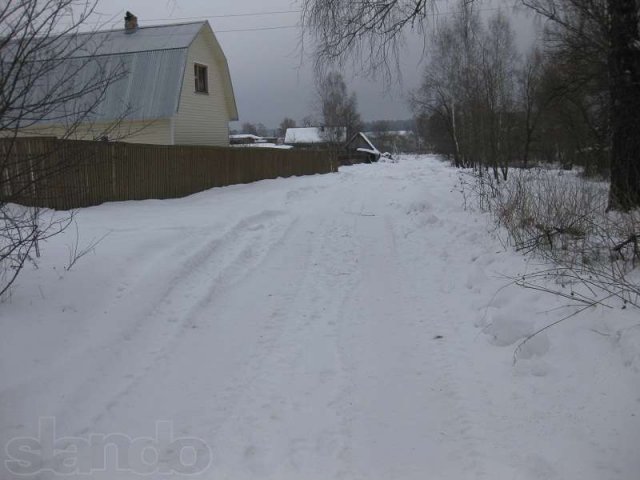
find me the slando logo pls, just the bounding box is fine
[4,418,212,476]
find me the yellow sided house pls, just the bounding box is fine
[13,13,239,146]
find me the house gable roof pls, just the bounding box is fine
[198,22,239,121]
[348,132,379,152]
[9,21,238,124]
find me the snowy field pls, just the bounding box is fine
[1,155,639,479]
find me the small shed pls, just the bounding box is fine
[346,132,381,163]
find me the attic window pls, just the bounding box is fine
[194,64,208,93]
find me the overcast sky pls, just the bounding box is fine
[91,0,538,129]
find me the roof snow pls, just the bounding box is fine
[285,127,347,144]
[357,132,380,154]
[232,143,293,150]
[230,134,264,141]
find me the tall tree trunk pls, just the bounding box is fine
[451,101,463,167]
[608,0,640,211]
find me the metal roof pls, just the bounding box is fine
[87,49,187,122]
[62,23,202,122]
[5,21,238,124]
[18,49,187,125]
[69,22,206,57]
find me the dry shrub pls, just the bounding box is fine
[461,167,640,309]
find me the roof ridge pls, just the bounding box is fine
[76,20,206,36]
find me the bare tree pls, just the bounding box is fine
[0,0,127,296]
[302,0,434,78]
[278,117,296,137]
[521,0,640,209]
[410,11,469,166]
[517,47,546,168]
[527,46,608,172]
[301,115,316,127]
[255,123,269,137]
[607,0,640,210]
[520,0,609,171]
[316,72,362,139]
[411,7,519,179]
[479,12,519,180]
[302,0,640,209]
[241,122,259,135]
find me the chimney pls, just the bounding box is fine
[124,11,138,33]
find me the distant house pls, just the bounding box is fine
[285,127,347,149]
[230,134,292,150]
[11,13,238,146]
[363,130,418,153]
[229,134,265,145]
[230,134,291,150]
[346,132,381,163]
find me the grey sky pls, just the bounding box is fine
[93,0,538,129]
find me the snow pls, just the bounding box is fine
[232,143,293,150]
[230,134,264,141]
[364,130,413,137]
[285,127,346,144]
[357,147,380,156]
[1,155,639,479]
[355,132,381,157]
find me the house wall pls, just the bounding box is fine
[11,119,172,145]
[173,26,231,146]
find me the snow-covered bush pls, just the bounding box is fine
[461,167,640,310]
[0,206,71,298]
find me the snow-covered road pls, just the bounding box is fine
[1,156,639,479]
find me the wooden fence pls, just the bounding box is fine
[0,138,337,210]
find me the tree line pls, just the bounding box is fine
[302,0,640,211]
[411,3,610,182]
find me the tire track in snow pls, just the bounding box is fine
[205,212,362,479]
[337,209,439,480]
[59,209,299,436]
[331,171,491,480]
